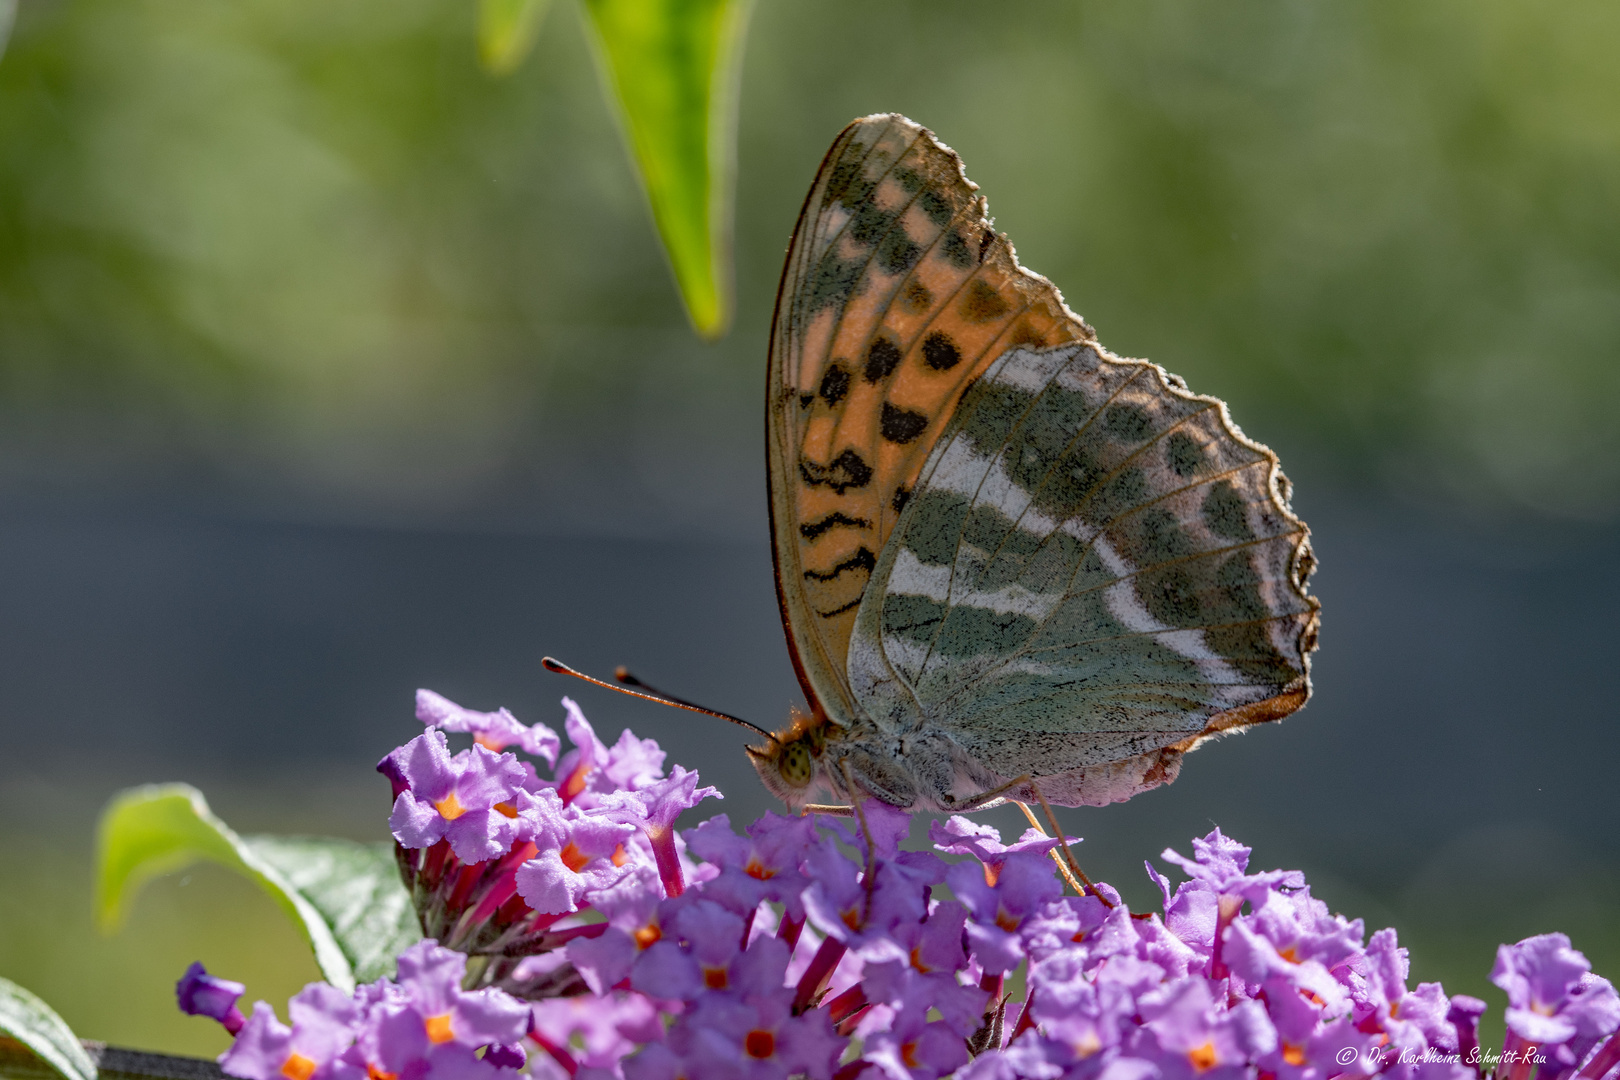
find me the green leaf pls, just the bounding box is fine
[478,0,551,75]
[580,0,752,339]
[0,976,96,1080]
[95,784,420,993]
[241,836,421,985]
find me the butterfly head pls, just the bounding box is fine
[745,705,840,809]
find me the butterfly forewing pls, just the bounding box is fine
[768,114,1091,721]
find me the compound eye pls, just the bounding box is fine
[778,742,813,788]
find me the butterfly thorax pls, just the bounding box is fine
[747,701,988,813]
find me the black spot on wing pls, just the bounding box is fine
[900,279,933,314]
[942,230,975,269]
[892,486,912,513]
[1136,507,1197,563]
[798,393,813,409]
[803,546,877,582]
[1202,480,1257,541]
[808,255,863,313]
[918,189,953,226]
[800,449,874,494]
[850,202,897,247]
[1104,404,1151,443]
[880,403,929,444]
[800,511,871,540]
[864,336,903,383]
[877,230,922,275]
[922,331,962,371]
[826,156,868,205]
[1166,431,1206,477]
[819,363,851,405]
[959,280,1010,323]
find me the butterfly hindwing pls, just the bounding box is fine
[848,342,1319,805]
[768,114,1091,722]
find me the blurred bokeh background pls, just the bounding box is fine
[1,0,1618,1060]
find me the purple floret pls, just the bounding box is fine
[383,730,531,863]
[218,985,359,1080]
[392,940,531,1050]
[177,962,248,1035]
[514,789,637,915]
[417,689,561,766]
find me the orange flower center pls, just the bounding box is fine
[433,792,466,821]
[841,908,862,931]
[424,1014,454,1044]
[744,1030,775,1059]
[1188,1042,1218,1072]
[703,967,729,990]
[995,909,1020,932]
[901,1041,920,1069]
[492,802,518,819]
[474,735,503,752]
[1283,1043,1307,1066]
[366,1065,397,1080]
[745,858,775,881]
[611,844,627,867]
[1278,946,1299,963]
[633,923,661,949]
[910,946,932,973]
[280,1054,317,1080]
[560,764,590,804]
[559,842,589,873]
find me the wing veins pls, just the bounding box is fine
[925,458,1303,714]
[970,385,1220,587]
[906,327,1092,682]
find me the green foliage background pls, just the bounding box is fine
[0,0,1615,520]
[1,0,1618,1062]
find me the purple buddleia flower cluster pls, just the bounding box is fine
[181,942,530,1080]
[180,697,1620,1080]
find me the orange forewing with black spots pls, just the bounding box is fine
[766,114,1095,720]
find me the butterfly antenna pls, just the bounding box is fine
[615,667,723,714]
[541,656,777,742]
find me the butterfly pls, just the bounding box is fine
[747,114,1320,814]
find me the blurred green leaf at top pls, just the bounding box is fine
[478,0,551,76]
[579,0,751,339]
[477,0,750,338]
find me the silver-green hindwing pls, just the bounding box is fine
[847,342,1318,807]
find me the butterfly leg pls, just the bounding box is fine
[799,803,856,816]
[1015,786,1113,908]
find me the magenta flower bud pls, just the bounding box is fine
[176,962,247,1036]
